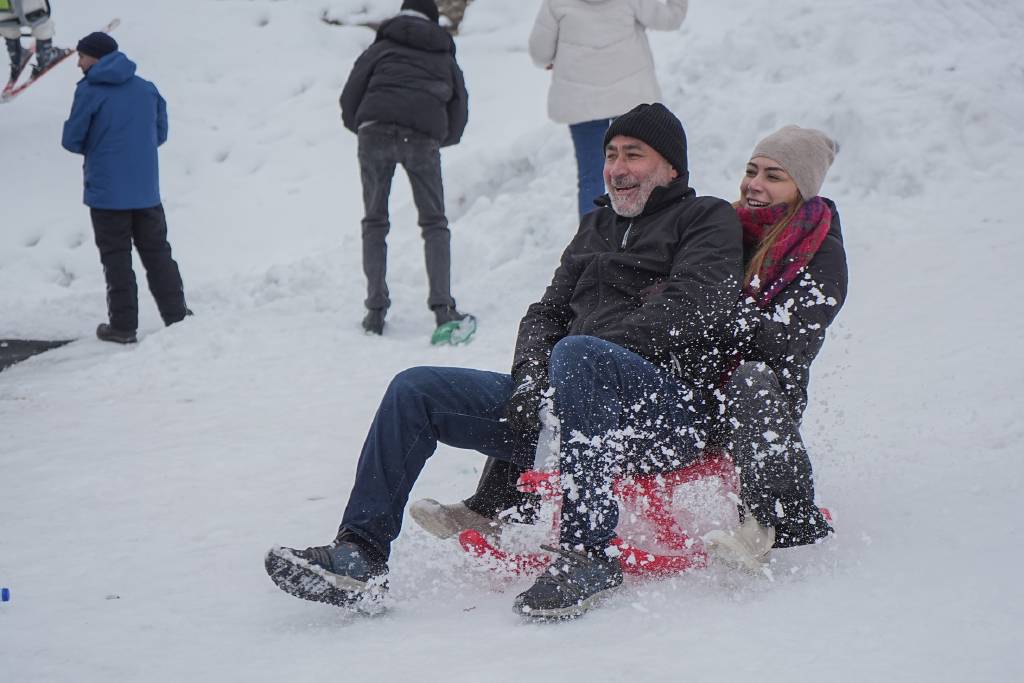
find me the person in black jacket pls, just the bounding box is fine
[264,103,743,620]
[417,125,848,574]
[339,0,473,343]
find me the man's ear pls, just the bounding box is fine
[669,166,679,180]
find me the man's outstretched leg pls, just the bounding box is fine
[513,336,705,619]
[266,366,520,609]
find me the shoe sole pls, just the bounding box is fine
[264,547,386,612]
[512,582,622,620]
[408,499,461,539]
[409,499,503,540]
[702,532,770,574]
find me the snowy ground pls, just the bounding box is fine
[2,1,1022,681]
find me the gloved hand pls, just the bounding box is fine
[729,296,764,358]
[503,368,549,438]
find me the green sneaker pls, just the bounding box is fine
[430,313,476,346]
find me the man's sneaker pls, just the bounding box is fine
[362,309,385,335]
[430,307,476,346]
[264,541,388,612]
[409,499,504,540]
[96,323,137,344]
[702,512,776,573]
[513,545,623,620]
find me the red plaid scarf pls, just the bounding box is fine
[736,197,832,308]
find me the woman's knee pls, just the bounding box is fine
[728,362,781,395]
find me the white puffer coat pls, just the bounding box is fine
[528,0,688,125]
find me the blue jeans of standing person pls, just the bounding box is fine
[357,122,456,313]
[338,335,706,558]
[568,118,613,218]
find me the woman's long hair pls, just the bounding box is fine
[734,195,805,291]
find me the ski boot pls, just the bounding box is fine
[5,38,26,82]
[31,39,71,79]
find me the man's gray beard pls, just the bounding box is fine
[608,166,675,218]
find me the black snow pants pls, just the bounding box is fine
[721,362,832,547]
[90,204,187,331]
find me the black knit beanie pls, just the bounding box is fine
[401,0,440,24]
[76,32,118,59]
[603,103,687,175]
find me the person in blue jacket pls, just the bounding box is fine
[61,32,189,344]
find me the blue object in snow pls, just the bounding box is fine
[1,587,9,602]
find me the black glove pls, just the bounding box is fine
[503,368,549,438]
[730,297,764,358]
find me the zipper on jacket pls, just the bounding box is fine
[620,220,633,250]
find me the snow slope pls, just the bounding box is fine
[2,1,1021,680]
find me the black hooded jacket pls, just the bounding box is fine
[511,180,743,401]
[339,15,469,147]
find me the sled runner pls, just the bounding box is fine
[458,449,831,577]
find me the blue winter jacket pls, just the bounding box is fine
[61,51,168,209]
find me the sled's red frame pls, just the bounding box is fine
[459,449,830,576]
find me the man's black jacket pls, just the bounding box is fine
[339,15,469,147]
[512,180,743,400]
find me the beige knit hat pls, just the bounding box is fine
[750,125,838,200]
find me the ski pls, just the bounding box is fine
[1,18,120,104]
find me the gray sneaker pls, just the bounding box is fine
[264,542,388,611]
[409,499,503,539]
[513,545,623,620]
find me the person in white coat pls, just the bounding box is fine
[528,0,688,217]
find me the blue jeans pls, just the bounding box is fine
[568,118,613,218]
[339,336,705,557]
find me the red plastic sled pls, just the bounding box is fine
[459,449,830,577]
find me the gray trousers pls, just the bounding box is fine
[357,123,455,312]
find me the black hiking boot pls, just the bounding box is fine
[96,323,137,344]
[264,541,388,612]
[513,545,623,620]
[362,308,386,335]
